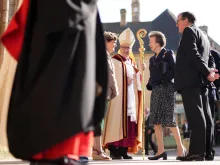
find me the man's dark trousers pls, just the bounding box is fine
[181,87,214,156]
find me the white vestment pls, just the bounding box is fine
[125,60,141,123]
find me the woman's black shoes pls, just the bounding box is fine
[148,151,167,160]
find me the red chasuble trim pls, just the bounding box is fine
[1,0,30,60]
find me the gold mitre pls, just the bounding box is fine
[118,28,135,47]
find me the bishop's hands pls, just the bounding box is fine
[127,77,133,85]
[127,62,146,86]
[207,68,220,82]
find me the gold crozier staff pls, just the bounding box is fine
[136,29,147,160]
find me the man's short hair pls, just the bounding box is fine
[148,31,166,47]
[180,12,196,24]
[104,31,118,42]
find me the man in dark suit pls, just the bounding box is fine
[175,11,219,161]
[210,49,220,94]
[182,120,190,139]
[145,111,157,155]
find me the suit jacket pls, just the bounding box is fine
[208,53,217,90]
[175,25,211,91]
[182,123,190,133]
[147,48,175,90]
[211,49,220,89]
[3,0,107,159]
[106,53,119,100]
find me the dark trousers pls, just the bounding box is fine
[215,133,220,145]
[94,123,102,136]
[181,87,214,156]
[145,131,157,154]
[94,101,109,137]
[183,132,190,139]
[208,88,217,147]
[208,88,217,119]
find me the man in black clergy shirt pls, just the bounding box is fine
[175,11,219,161]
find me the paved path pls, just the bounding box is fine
[1,147,220,165]
[0,156,220,165]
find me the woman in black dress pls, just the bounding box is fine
[146,31,186,160]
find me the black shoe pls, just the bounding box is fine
[178,153,204,161]
[205,155,214,161]
[118,147,133,159]
[205,149,215,161]
[110,154,123,160]
[176,148,187,160]
[148,152,167,160]
[123,154,133,159]
[79,156,89,165]
[108,145,123,160]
